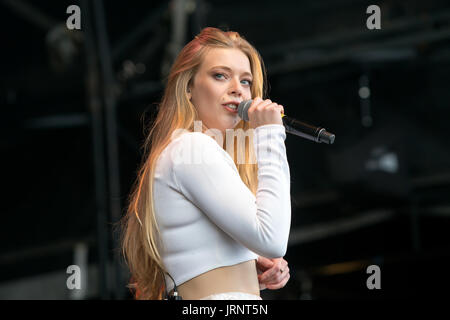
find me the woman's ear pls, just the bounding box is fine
[187,87,192,100]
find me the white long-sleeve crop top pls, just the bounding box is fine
[153,124,291,293]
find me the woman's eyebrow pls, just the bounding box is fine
[209,65,252,78]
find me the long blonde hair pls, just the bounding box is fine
[119,27,268,300]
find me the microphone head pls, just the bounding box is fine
[319,130,335,144]
[238,100,253,121]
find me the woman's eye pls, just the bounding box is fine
[214,73,252,86]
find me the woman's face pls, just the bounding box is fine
[188,48,253,135]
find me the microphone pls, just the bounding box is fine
[238,100,335,144]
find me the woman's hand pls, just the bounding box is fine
[256,256,290,290]
[248,97,284,129]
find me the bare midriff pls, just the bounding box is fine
[176,259,260,300]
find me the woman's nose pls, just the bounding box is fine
[228,78,242,96]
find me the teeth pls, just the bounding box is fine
[226,104,237,109]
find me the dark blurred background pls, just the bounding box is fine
[1,0,449,300]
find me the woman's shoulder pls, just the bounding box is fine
[160,130,229,167]
[168,130,221,149]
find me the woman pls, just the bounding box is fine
[120,27,291,300]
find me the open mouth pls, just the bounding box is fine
[223,103,238,113]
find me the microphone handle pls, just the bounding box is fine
[281,115,335,144]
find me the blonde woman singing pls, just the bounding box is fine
[120,27,291,300]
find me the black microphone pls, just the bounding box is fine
[238,100,335,144]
